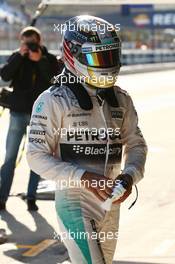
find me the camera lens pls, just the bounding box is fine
[27,42,40,52]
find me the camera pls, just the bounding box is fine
[26,42,40,52]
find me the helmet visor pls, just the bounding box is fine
[78,49,121,68]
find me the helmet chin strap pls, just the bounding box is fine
[55,69,120,110]
[96,88,119,107]
[56,69,93,111]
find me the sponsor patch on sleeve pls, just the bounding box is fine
[111,111,123,119]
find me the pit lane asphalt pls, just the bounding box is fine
[1,70,175,264]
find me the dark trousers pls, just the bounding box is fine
[0,111,40,202]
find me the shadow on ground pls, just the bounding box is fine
[1,210,69,263]
[0,208,167,264]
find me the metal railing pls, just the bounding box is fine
[0,48,175,86]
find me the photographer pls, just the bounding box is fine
[0,26,59,211]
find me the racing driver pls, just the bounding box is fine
[26,15,147,264]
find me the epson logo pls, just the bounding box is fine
[29,137,46,144]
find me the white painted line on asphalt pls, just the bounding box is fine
[21,239,57,257]
[152,239,175,256]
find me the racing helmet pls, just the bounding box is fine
[62,15,121,88]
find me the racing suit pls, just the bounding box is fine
[26,79,147,264]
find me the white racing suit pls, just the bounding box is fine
[26,81,147,264]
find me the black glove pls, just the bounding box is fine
[113,173,133,203]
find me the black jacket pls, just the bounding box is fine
[0,46,59,113]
